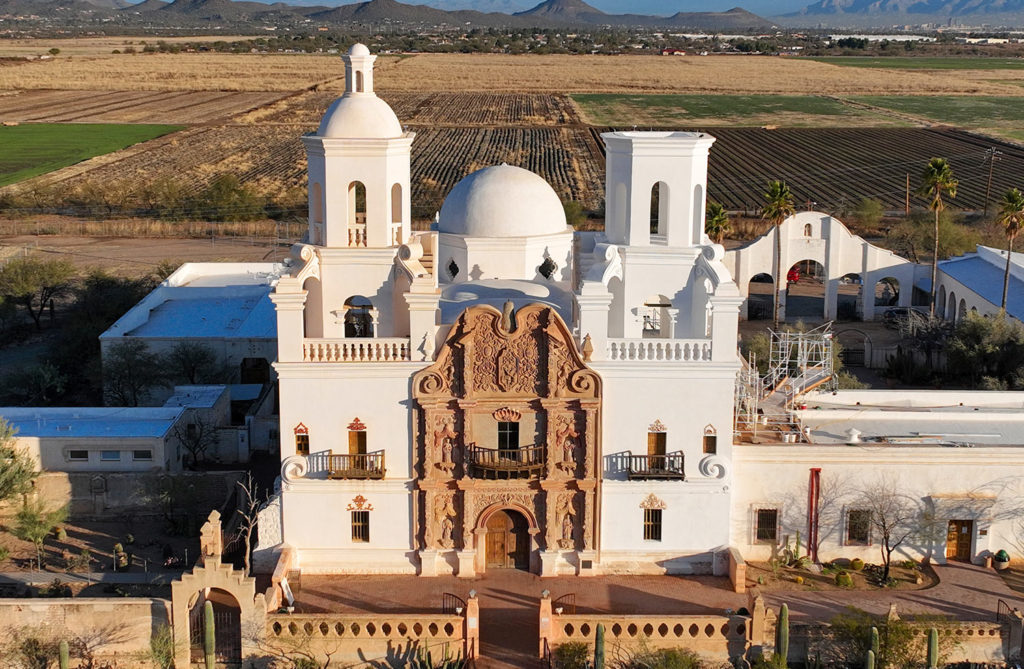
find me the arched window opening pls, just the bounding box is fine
[947,292,957,321]
[642,295,671,339]
[344,295,374,338]
[294,423,309,456]
[539,257,557,280]
[302,276,323,338]
[391,183,402,224]
[938,285,947,315]
[703,425,717,455]
[650,182,669,237]
[311,182,324,245]
[838,273,862,321]
[355,70,364,93]
[348,181,367,246]
[958,299,967,321]
[875,277,900,307]
[785,260,826,321]
[804,223,813,237]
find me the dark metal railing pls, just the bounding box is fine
[466,444,546,479]
[327,450,385,480]
[442,592,467,615]
[552,592,576,615]
[626,451,685,480]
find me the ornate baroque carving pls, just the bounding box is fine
[281,455,308,483]
[649,419,667,433]
[492,407,522,422]
[347,417,367,431]
[640,493,666,510]
[698,454,731,480]
[346,495,374,511]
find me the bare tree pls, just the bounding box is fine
[172,414,219,470]
[165,341,219,385]
[855,476,919,582]
[104,339,167,406]
[235,472,262,575]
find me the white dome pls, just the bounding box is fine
[438,165,568,238]
[317,95,403,139]
[347,43,371,56]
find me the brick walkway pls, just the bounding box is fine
[762,561,1024,623]
[292,570,746,668]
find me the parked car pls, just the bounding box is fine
[882,307,927,329]
[786,268,800,284]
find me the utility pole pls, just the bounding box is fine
[984,147,1003,218]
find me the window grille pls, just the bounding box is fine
[755,508,778,544]
[643,508,662,541]
[846,509,871,545]
[296,434,309,456]
[351,511,370,543]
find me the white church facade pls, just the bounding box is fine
[255,44,1024,580]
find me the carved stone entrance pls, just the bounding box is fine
[411,303,602,578]
[485,509,529,570]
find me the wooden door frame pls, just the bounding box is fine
[946,519,974,563]
[474,503,540,575]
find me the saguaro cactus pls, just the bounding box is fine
[865,649,875,669]
[927,627,938,669]
[58,639,69,669]
[870,626,879,656]
[775,603,790,667]
[594,623,606,669]
[204,600,216,669]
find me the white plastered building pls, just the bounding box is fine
[261,45,742,577]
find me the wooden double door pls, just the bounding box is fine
[946,519,974,562]
[485,510,530,570]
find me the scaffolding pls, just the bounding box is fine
[734,323,836,442]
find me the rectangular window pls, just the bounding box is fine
[497,421,519,458]
[703,434,717,455]
[295,434,309,456]
[351,511,370,543]
[755,508,779,544]
[100,450,120,462]
[643,509,662,541]
[132,450,153,461]
[67,450,88,461]
[846,509,871,545]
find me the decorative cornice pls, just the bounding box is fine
[492,407,522,422]
[294,422,308,435]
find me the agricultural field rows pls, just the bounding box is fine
[0,89,285,124]
[236,91,584,127]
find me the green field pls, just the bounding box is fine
[811,56,1024,70]
[571,94,891,127]
[0,123,184,188]
[852,95,1024,128]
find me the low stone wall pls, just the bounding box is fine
[0,597,169,662]
[728,547,746,594]
[263,612,468,665]
[793,621,1010,665]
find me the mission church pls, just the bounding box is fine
[256,44,1024,579]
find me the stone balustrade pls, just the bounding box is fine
[605,338,712,362]
[545,613,750,660]
[302,338,411,363]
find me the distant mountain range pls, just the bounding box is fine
[0,0,776,30]
[791,0,1024,19]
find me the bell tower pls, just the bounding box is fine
[302,43,414,249]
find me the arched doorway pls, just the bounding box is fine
[837,273,862,321]
[239,357,270,384]
[188,588,241,666]
[785,260,826,320]
[484,509,530,570]
[344,295,374,338]
[747,273,774,321]
[875,277,900,308]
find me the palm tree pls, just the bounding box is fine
[705,201,731,244]
[917,158,958,317]
[762,181,796,327]
[997,187,1024,311]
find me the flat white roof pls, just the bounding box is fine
[163,385,228,409]
[0,407,185,439]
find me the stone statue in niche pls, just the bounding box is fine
[432,416,458,473]
[435,495,457,549]
[555,415,579,473]
[557,495,576,550]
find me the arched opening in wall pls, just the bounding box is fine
[650,182,669,238]
[356,70,364,92]
[311,182,324,245]
[938,285,946,316]
[344,295,374,338]
[747,273,774,321]
[188,588,241,666]
[348,181,367,246]
[804,223,813,237]
[837,273,862,321]
[641,295,672,338]
[947,292,957,321]
[240,358,270,384]
[785,260,826,321]
[302,276,323,338]
[836,328,869,368]
[958,299,967,321]
[484,508,530,571]
[875,277,900,308]
[390,182,402,224]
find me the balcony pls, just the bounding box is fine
[327,450,385,480]
[606,339,711,362]
[466,444,546,480]
[303,338,411,363]
[625,452,685,480]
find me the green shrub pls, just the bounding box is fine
[835,571,854,588]
[850,558,865,571]
[553,641,589,669]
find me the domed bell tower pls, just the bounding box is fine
[302,44,414,249]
